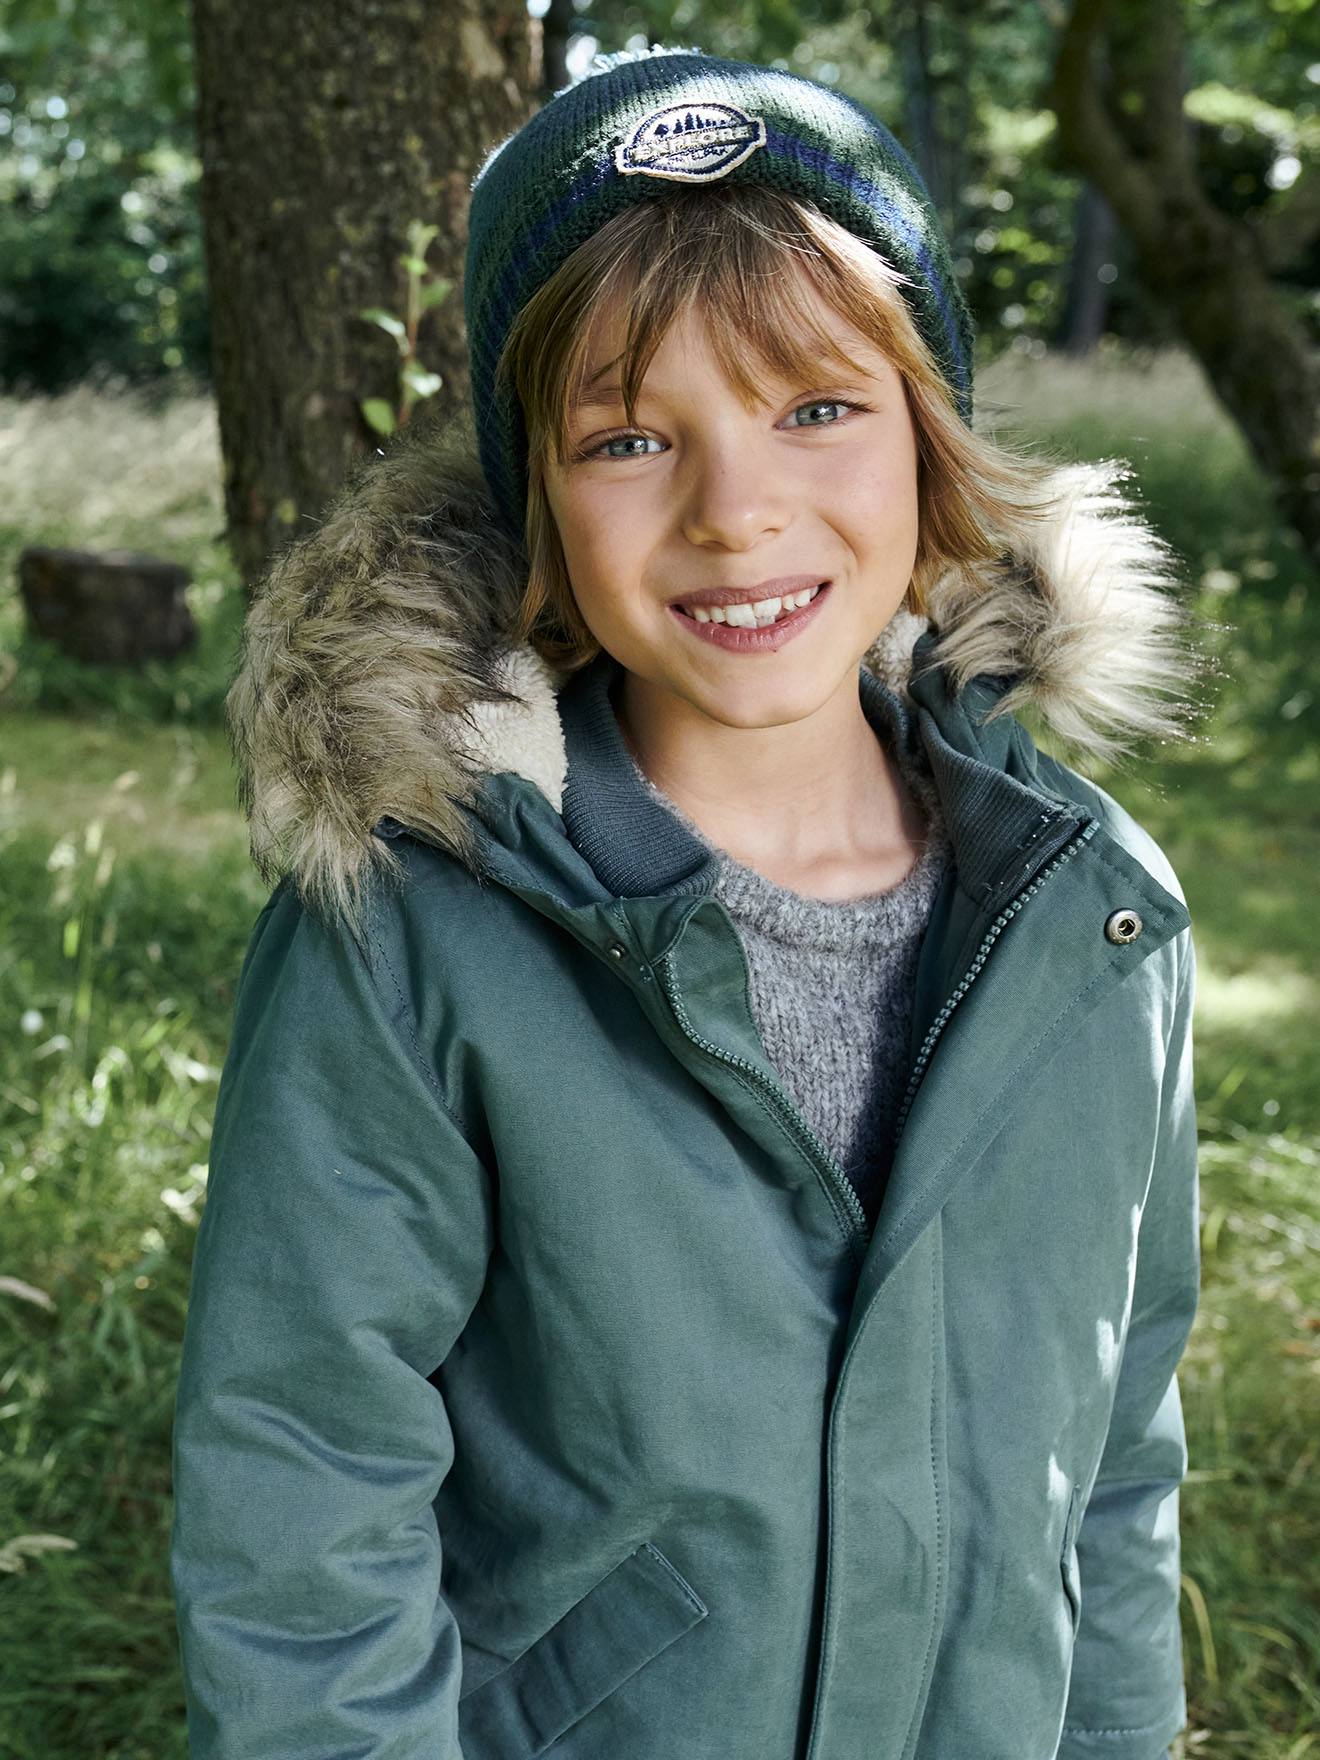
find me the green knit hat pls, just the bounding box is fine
[464,45,974,547]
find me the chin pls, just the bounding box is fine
[684,670,830,732]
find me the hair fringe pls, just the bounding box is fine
[495,183,1072,677]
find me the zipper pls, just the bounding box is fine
[654,951,872,1262]
[889,816,1101,1150]
[652,814,1099,1264]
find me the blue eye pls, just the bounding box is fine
[599,434,664,460]
[791,399,849,427]
[579,396,870,461]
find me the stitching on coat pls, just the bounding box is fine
[1089,1469,1182,1489]
[812,1337,843,1743]
[803,1143,862,1748]
[815,1228,945,1760]
[640,1541,707,1617]
[656,947,862,1265]
[658,933,861,1253]
[365,926,477,1147]
[1060,1717,1175,1736]
[719,1059,862,1262]
[900,1220,946,1758]
[877,820,1182,1262]
[1086,841,1179,930]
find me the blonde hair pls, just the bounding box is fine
[494,182,1064,674]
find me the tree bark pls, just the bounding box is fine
[189,0,537,589]
[897,0,943,217]
[541,0,576,100]
[1059,182,1117,355]
[894,0,975,254]
[1048,0,1320,560]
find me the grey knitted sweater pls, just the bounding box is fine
[624,716,951,1235]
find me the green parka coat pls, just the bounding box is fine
[171,432,1203,1760]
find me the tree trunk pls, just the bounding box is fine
[896,0,948,221]
[541,0,576,99]
[189,0,537,589]
[1048,0,1320,561]
[894,0,974,249]
[1059,182,1117,355]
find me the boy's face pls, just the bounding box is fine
[541,271,921,739]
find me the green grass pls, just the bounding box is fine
[1,352,1317,1756]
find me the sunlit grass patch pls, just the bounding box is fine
[0,713,245,862]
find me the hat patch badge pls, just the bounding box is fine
[615,100,767,183]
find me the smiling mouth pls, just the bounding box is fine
[675,582,826,628]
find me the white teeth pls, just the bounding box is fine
[683,583,824,626]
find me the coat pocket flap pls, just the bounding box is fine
[459,1540,708,1758]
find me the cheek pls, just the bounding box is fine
[548,472,658,579]
[545,481,599,582]
[544,484,637,635]
[812,444,920,549]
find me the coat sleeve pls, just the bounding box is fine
[1058,927,1200,1760]
[170,877,494,1759]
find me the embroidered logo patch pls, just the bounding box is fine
[614,100,767,183]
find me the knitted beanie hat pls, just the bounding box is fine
[464,45,974,547]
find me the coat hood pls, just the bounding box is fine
[225,419,1210,939]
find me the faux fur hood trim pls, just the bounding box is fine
[226,423,1210,938]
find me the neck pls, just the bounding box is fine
[615,665,928,893]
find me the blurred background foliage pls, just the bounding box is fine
[0,0,1316,397]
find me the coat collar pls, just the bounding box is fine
[551,637,1087,914]
[224,421,1208,944]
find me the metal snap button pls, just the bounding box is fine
[607,941,629,960]
[1104,908,1143,944]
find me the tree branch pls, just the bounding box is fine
[1047,0,1167,243]
[1107,0,1196,183]
[1046,0,1320,562]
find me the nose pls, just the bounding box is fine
[678,434,792,551]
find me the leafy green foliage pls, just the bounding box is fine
[2,0,1315,394]
[558,0,1318,357]
[0,0,209,393]
[0,808,263,1758]
[355,219,451,436]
